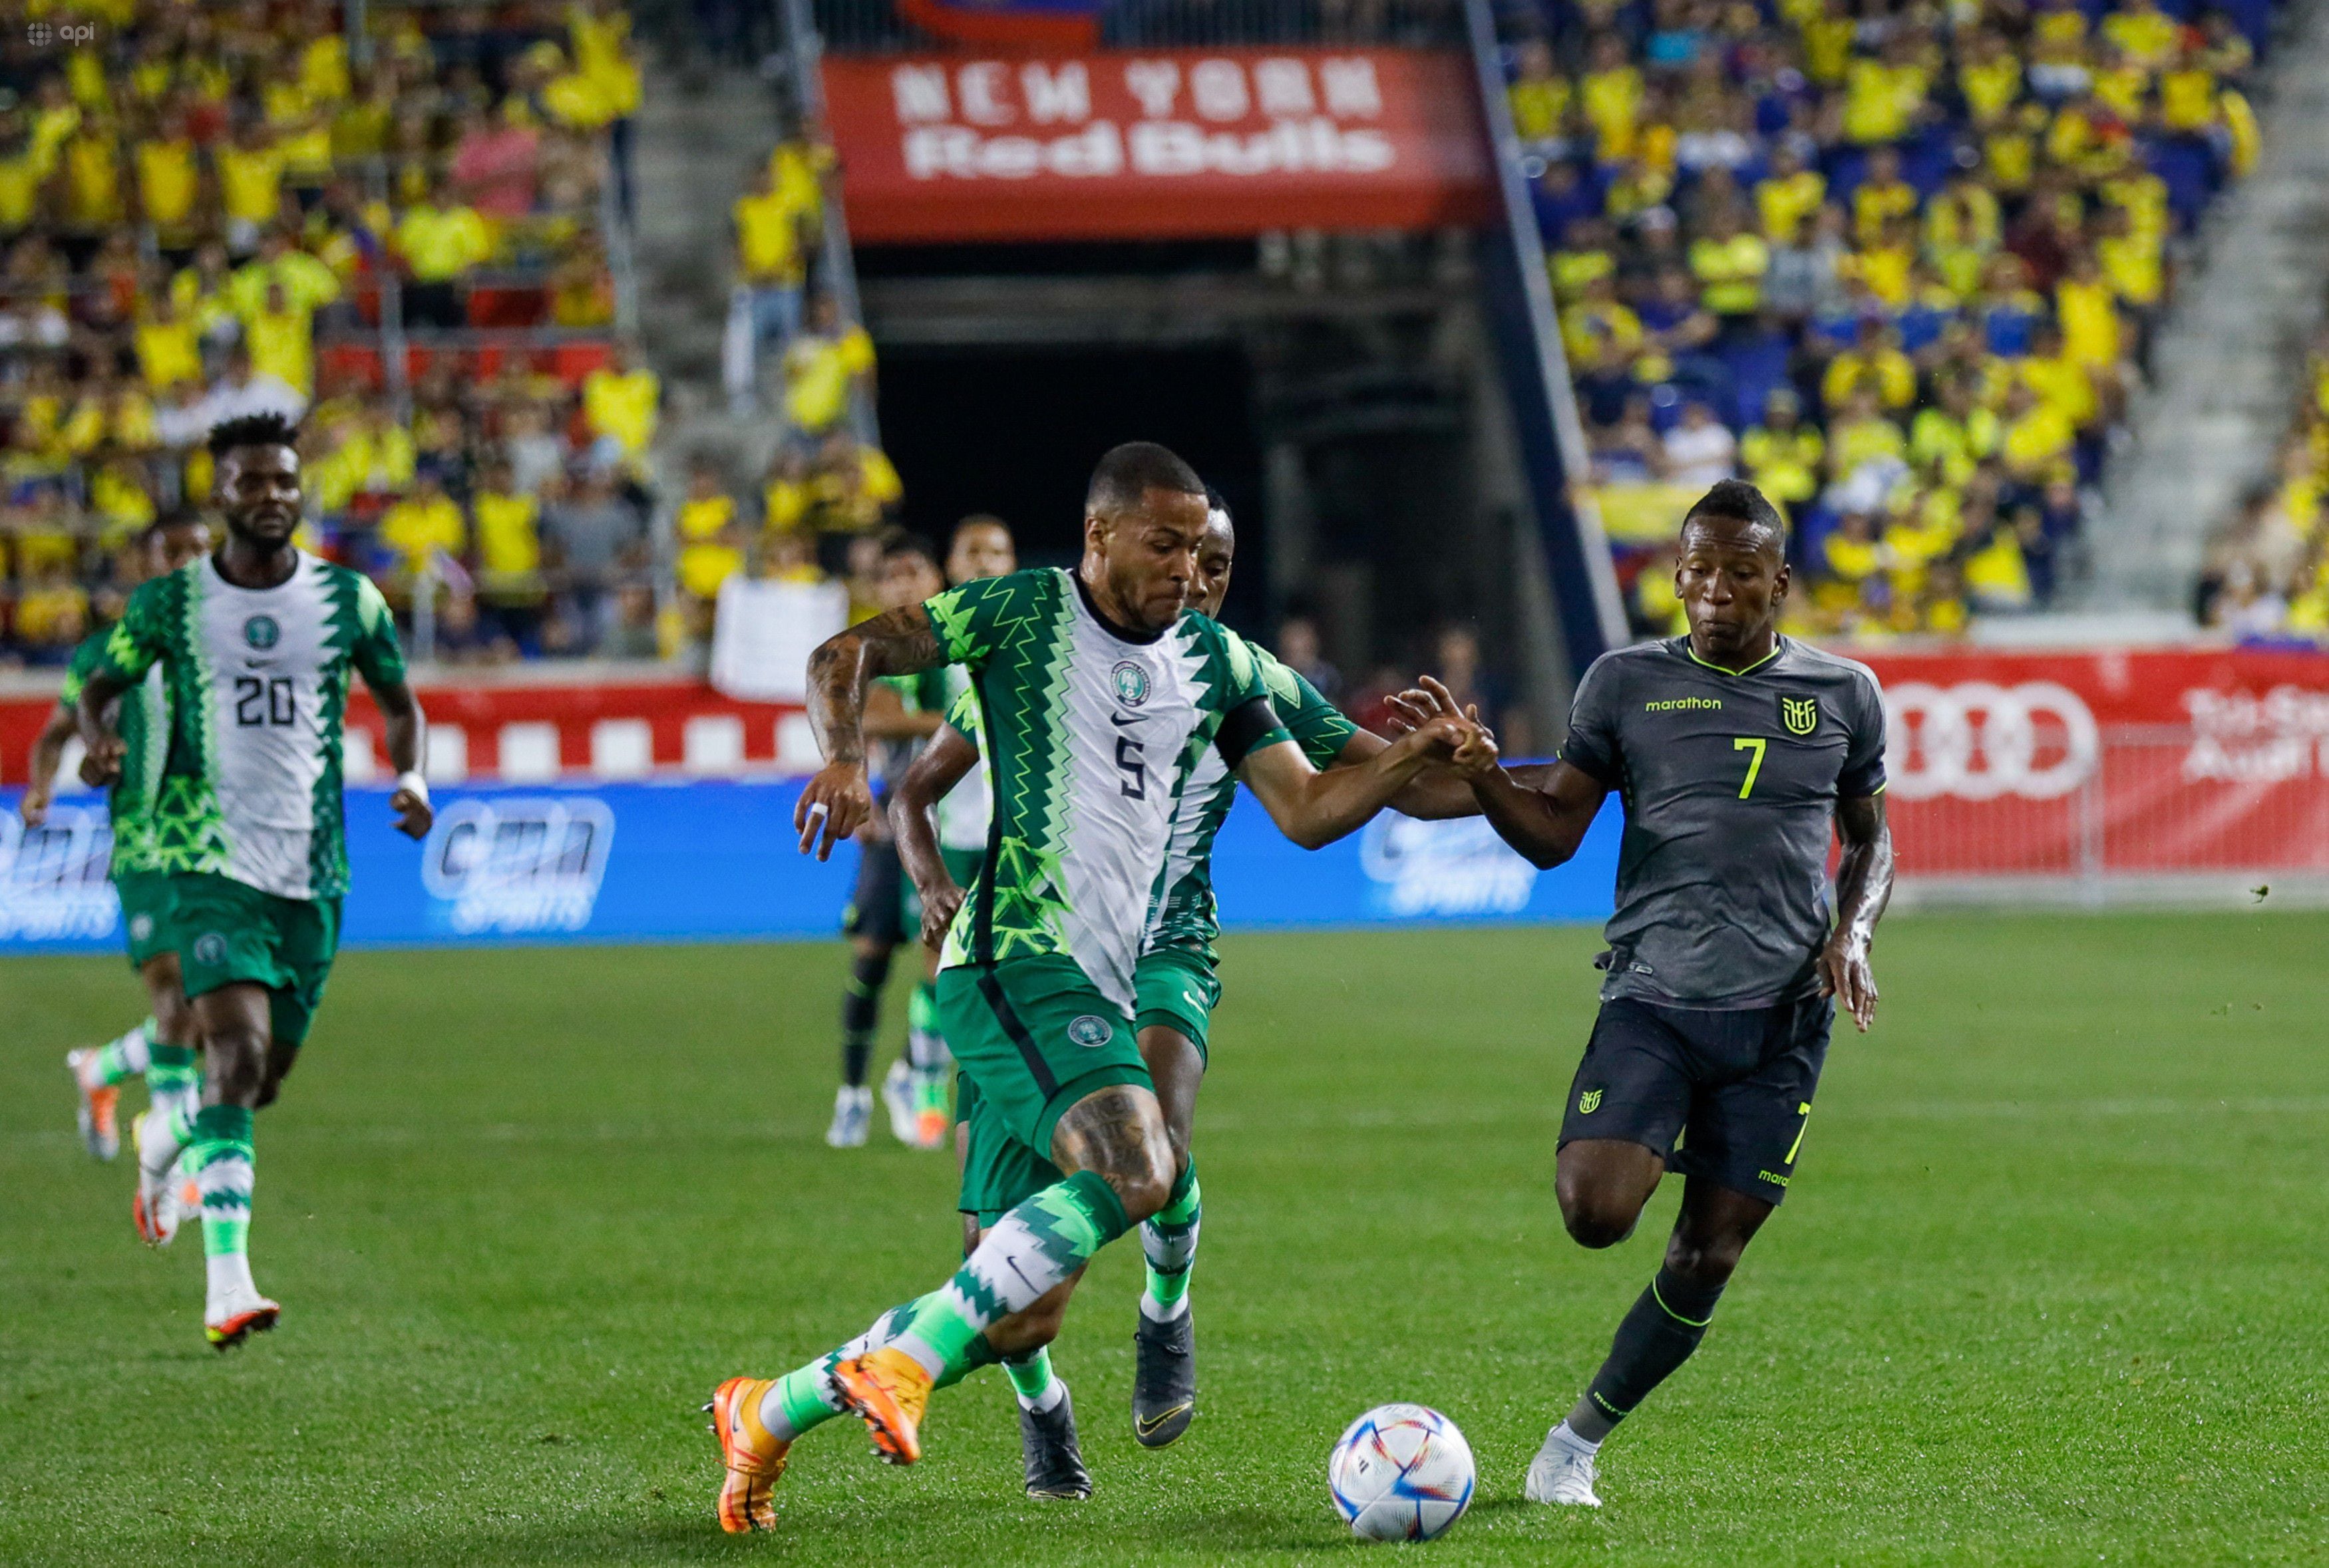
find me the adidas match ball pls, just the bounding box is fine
[1327,1403,1476,1542]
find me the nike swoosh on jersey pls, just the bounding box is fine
[1110,711,1140,727]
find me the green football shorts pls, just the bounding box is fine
[956,1070,1063,1225]
[113,869,180,972]
[935,953,1151,1164]
[1134,945,1221,1062]
[170,871,343,1047]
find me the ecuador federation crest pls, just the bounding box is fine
[1781,695,1820,735]
[1578,1088,1604,1115]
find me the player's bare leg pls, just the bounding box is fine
[1132,1022,1204,1446]
[135,983,280,1347]
[125,952,204,1243]
[1531,1162,1773,1507]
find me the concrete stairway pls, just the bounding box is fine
[2085,0,2329,612]
[629,63,790,483]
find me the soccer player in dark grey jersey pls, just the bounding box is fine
[1418,480,1894,1507]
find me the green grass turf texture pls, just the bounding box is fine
[3,913,2324,1566]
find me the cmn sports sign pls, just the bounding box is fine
[820,48,1494,242]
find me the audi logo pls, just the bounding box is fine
[1883,682,2099,801]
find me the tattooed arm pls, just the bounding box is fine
[795,604,947,860]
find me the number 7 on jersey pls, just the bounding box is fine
[1733,736,1767,799]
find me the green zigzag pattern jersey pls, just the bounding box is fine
[59,628,172,876]
[925,567,1284,1011]
[1145,645,1356,961]
[90,552,407,901]
[882,663,988,851]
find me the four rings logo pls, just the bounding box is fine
[422,797,615,934]
[1883,681,2099,801]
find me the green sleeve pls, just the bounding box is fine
[86,579,170,687]
[922,568,1039,672]
[1256,647,1357,769]
[58,629,110,710]
[350,573,409,689]
[943,687,982,753]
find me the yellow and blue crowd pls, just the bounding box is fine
[2200,316,2329,641]
[1497,0,2269,639]
[0,0,661,665]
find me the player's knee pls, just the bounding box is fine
[1105,1142,1176,1223]
[1562,1204,1637,1250]
[1664,1230,1746,1285]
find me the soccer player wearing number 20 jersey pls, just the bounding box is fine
[1447,480,1894,1507]
[75,414,434,1349]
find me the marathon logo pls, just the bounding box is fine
[1644,697,1723,712]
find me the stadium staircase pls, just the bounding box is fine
[2088,0,2329,616]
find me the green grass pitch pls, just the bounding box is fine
[3,912,2326,1565]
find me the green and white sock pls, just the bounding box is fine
[892,1172,1131,1379]
[145,1044,202,1122]
[188,1105,256,1303]
[757,1301,1000,1442]
[1003,1346,1063,1413]
[1140,1160,1201,1323]
[82,1019,154,1088]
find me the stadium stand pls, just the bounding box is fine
[1487,0,2276,642]
[2197,307,2329,641]
[0,0,644,667]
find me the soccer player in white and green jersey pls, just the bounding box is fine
[25,514,212,1176]
[888,494,1485,1494]
[75,413,433,1348]
[703,442,1485,1533]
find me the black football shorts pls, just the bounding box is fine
[1558,993,1834,1206]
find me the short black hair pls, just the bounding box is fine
[142,508,202,545]
[1682,480,1787,555]
[951,513,1011,544]
[880,529,942,570]
[1086,442,1204,516]
[1202,484,1234,528]
[207,410,300,460]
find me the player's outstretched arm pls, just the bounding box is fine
[891,722,978,950]
[798,604,946,860]
[21,697,80,828]
[1238,714,1477,850]
[1467,760,1607,869]
[1819,792,1893,1032]
[369,673,434,840]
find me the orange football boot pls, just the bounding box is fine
[205,1297,281,1350]
[832,1346,932,1465]
[67,1050,120,1160]
[705,1376,791,1532]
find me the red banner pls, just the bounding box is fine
[820,48,1495,243]
[1855,646,2329,879]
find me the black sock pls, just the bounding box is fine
[840,950,890,1088]
[1579,1266,1727,1434]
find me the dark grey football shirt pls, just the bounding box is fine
[1560,636,1887,1009]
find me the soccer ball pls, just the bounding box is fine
[1327,1403,1476,1542]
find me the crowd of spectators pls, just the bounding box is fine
[2199,321,2329,642]
[0,0,647,667]
[1497,0,2272,641]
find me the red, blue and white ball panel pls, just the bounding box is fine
[1327,1403,1477,1542]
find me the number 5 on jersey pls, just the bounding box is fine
[1733,736,1766,799]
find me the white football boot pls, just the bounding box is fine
[1524,1425,1603,1507]
[825,1085,872,1148]
[879,1059,920,1146]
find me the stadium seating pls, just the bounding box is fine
[0,0,643,667]
[1491,0,2276,640]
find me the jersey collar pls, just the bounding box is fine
[1071,568,1164,645]
[1676,634,1785,677]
